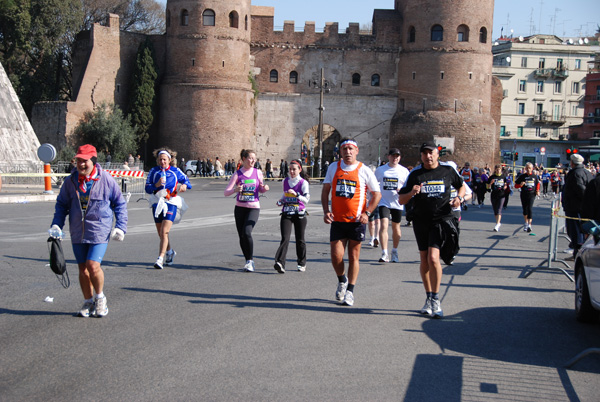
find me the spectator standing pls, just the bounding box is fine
[50,144,127,317]
[215,157,223,176]
[398,141,464,318]
[321,138,381,306]
[265,159,273,179]
[128,153,135,165]
[280,159,286,178]
[562,154,594,258]
[105,152,112,167]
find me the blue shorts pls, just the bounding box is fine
[72,243,109,264]
[152,203,178,223]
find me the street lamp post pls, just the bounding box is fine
[314,68,329,178]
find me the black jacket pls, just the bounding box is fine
[582,174,600,222]
[562,165,593,214]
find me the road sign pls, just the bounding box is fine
[540,146,546,155]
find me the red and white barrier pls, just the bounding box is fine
[106,170,145,178]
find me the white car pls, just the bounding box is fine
[184,160,198,176]
[574,224,600,322]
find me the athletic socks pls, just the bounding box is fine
[338,275,347,283]
[347,284,355,292]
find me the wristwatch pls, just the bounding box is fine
[365,210,371,217]
[457,196,464,203]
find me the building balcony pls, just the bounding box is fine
[533,113,566,125]
[533,68,553,78]
[584,95,600,102]
[584,115,600,124]
[552,68,569,80]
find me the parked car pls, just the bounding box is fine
[184,160,198,177]
[574,222,600,322]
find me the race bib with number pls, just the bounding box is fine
[335,179,357,199]
[421,180,446,197]
[239,179,257,202]
[383,177,398,191]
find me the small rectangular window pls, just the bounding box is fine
[575,59,581,69]
[519,80,526,92]
[440,71,444,80]
[554,81,562,94]
[573,82,580,94]
[518,103,525,115]
[517,127,524,137]
[572,105,578,116]
[412,71,416,80]
[192,58,195,66]
[468,72,473,80]
[521,57,527,68]
[537,81,544,93]
[538,58,545,69]
[422,98,427,113]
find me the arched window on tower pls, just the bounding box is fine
[352,73,361,86]
[289,71,298,84]
[166,9,171,28]
[270,69,279,83]
[181,9,189,26]
[479,27,488,43]
[431,24,443,41]
[203,9,215,26]
[457,24,469,42]
[371,74,380,87]
[229,11,239,28]
[408,26,416,43]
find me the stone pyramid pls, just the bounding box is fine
[0,62,41,167]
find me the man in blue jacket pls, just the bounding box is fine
[51,144,128,317]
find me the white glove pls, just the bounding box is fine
[48,224,62,239]
[111,228,125,242]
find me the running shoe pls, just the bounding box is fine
[493,223,501,232]
[78,300,95,317]
[244,260,255,272]
[154,256,164,270]
[523,224,528,232]
[563,248,574,254]
[406,221,412,226]
[368,238,375,247]
[431,299,443,318]
[94,296,108,317]
[526,225,532,233]
[420,297,432,315]
[379,252,389,263]
[274,261,285,274]
[343,290,354,306]
[373,238,379,248]
[297,265,306,272]
[463,204,468,211]
[165,250,176,266]
[336,280,348,301]
[391,249,399,263]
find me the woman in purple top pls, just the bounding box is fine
[224,149,270,272]
[274,160,311,273]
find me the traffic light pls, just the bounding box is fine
[566,147,578,156]
[513,152,519,161]
[437,145,447,156]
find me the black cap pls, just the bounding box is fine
[388,148,401,156]
[419,141,437,153]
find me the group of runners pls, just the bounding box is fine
[51,139,551,320]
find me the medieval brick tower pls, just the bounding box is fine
[390,0,498,164]
[161,0,255,160]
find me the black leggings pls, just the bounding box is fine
[275,214,307,267]
[520,195,535,219]
[234,206,260,260]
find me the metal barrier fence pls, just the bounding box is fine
[524,197,574,281]
[0,162,46,185]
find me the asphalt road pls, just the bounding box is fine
[1,178,599,401]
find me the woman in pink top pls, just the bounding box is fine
[224,149,270,271]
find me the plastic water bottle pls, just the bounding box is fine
[160,169,166,186]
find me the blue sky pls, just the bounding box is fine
[158,0,599,39]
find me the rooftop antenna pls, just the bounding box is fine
[529,8,535,36]
[538,0,544,34]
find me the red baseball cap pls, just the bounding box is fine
[75,144,97,160]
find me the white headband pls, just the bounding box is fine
[340,140,358,149]
[158,150,171,159]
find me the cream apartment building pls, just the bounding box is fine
[492,34,598,166]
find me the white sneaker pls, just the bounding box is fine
[523,224,528,232]
[493,223,501,232]
[368,239,375,247]
[420,298,432,315]
[94,296,108,317]
[165,250,176,266]
[274,261,285,274]
[563,248,574,254]
[431,299,443,318]
[78,300,95,317]
[154,256,164,269]
[244,260,255,272]
[391,249,399,263]
[336,280,348,301]
[379,252,389,263]
[526,225,532,233]
[343,290,354,306]
[297,265,306,272]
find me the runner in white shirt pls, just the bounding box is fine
[374,148,410,263]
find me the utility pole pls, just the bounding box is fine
[316,68,329,178]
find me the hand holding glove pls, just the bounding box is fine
[111,228,125,242]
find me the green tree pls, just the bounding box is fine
[128,39,158,146]
[72,102,136,163]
